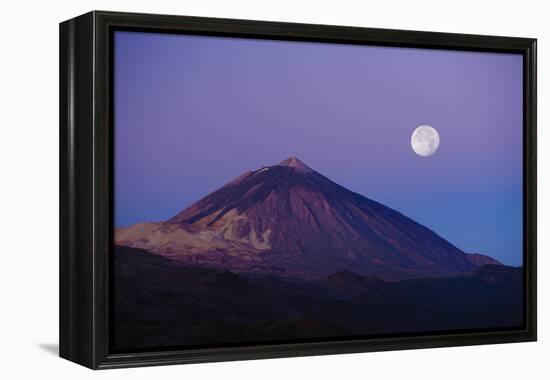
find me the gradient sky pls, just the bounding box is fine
[114,31,523,265]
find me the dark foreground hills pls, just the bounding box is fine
[113,246,522,351]
[116,157,499,280]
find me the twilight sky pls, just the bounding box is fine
[114,31,523,265]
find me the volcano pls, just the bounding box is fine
[115,157,499,279]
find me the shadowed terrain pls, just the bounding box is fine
[113,246,522,351]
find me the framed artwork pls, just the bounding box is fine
[59,11,537,369]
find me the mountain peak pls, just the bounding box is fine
[277,156,313,173]
[122,156,495,280]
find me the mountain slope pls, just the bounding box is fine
[116,157,499,279]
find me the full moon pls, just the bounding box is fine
[411,125,440,157]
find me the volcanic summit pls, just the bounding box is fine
[115,157,498,279]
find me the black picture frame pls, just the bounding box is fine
[59,10,537,369]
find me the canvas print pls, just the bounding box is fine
[112,31,524,351]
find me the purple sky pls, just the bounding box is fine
[114,31,523,265]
